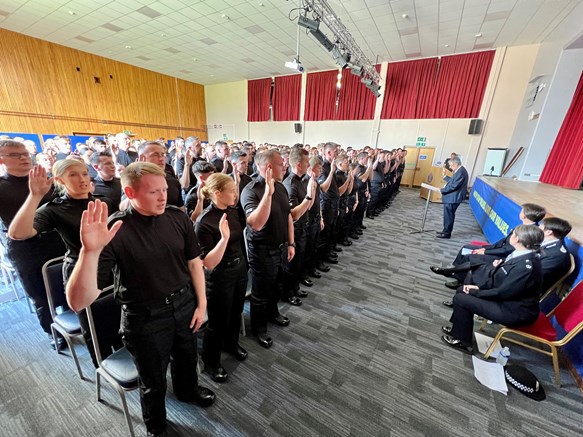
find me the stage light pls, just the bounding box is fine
[348,63,363,76]
[309,29,334,51]
[361,77,373,86]
[298,15,319,32]
[331,45,350,68]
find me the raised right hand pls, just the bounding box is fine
[28,166,53,197]
[218,213,230,240]
[80,200,122,252]
[264,167,275,196]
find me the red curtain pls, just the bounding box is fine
[247,78,271,122]
[304,70,338,121]
[273,74,301,121]
[431,50,495,118]
[382,58,438,119]
[336,65,379,120]
[539,70,583,189]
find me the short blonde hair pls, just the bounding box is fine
[200,173,234,201]
[52,159,87,194]
[121,162,165,189]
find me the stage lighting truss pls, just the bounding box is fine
[296,0,382,96]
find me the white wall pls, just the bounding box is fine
[204,45,542,184]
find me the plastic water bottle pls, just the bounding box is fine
[496,346,510,366]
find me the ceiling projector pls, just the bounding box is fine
[285,59,304,73]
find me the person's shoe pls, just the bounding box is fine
[300,278,313,287]
[366,215,375,220]
[48,334,65,351]
[316,262,330,272]
[441,335,474,355]
[436,233,451,239]
[192,386,216,407]
[442,300,453,308]
[227,345,248,361]
[349,233,359,240]
[324,256,338,264]
[147,428,168,437]
[309,269,322,278]
[340,239,352,246]
[445,279,461,290]
[270,315,290,326]
[333,246,343,252]
[441,326,452,334]
[359,224,367,230]
[204,365,228,383]
[256,334,273,348]
[355,229,363,235]
[329,251,339,259]
[430,265,446,276]
[295,289,308,298]
[287,296,302,306]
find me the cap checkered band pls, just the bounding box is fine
[505,369,539,394]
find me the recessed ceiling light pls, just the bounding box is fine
[444,44,450,47]
[125,45,132,49]
[259,2,264,6]
[161,33,166,37]
[193,57,198,62]
[221,14,230,20]
[475,33,482,38]
[210,74,215,77]
[402,13,408,19]
[68,11,76,16]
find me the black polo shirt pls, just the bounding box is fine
[318,160,339,202]
[211,157,233,174]
[303,175,321,220]
[166,175,184,208]
[283,172,308,227]
[195,204,244,263]
[335,170,348,200]
[0,174,56,232]
[98,205,201,304]
[34,194,114,259]
[241,175,290,245]
[372,162,385,184]
[355,164,368,193]
[185,183,211,217]
[93,175,122,212]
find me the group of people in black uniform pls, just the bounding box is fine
[0,135,407,437]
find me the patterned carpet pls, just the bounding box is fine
[1,187,582,437]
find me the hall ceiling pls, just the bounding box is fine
[0,0,580,85]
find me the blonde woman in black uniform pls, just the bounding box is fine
[195,173,248,383]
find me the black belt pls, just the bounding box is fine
[164,285,189,305]
[219,257,242,268]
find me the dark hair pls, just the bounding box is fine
[540,217,572,239]
[90,151,113,165]
[514,224,544,251]
[357,152,368,160]
[522,203,546,223]
[192,160,216,175]
[93,139,106,147]
[230,151,247,163]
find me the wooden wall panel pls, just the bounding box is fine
[0,29,207,141]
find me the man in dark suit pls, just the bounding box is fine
[437,157,468,239]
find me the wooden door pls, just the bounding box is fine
[402,146,419,187]
[412,147,435,186]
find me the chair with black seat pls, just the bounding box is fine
[42,256,85,379]
[86,286,139,437]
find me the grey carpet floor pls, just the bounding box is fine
[1,188,582,437]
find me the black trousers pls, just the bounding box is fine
[6,233,66,334]
[121,286,199,433]
[336,199,348,242]
[355,191,367,227]
[449,291,538,345]
[318,199,339,257]
[202,259,247,368]
[442,202,461,235]
[283,225,308,298]
[303,216,321,275]
[367,183,382,215]
[247,242,285,335]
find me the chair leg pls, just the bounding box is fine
[551,345,561,387]
[96,371,102,402]
[484,329,507,358]
[54,326,84,380]
[118,390,135,437]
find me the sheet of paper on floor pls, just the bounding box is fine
[475,331,503,357]
[472,356,508,395]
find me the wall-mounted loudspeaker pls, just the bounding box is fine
[468,119,483,135]
[294,123,302,133]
